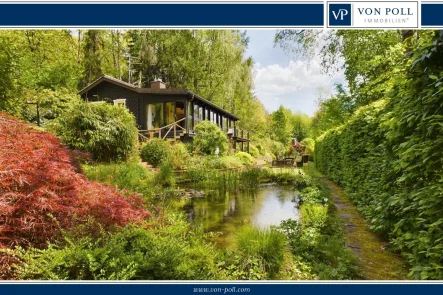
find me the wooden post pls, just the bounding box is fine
[191,102,195,131]
[234,121,236,136]
[174,124,176,139]
[36,102,40,127]
[247,131,250,153]
[184,99,189,134]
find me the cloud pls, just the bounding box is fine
[253,58,344,116]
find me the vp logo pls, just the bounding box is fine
[332,9,348,20]
[329,3,352,26]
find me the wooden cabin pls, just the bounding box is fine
[78,75,250,150]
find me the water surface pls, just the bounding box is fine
[185,185,299,247]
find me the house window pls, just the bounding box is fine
[147,103,164,129]
[165,102,175,125]
[193,104,200,129]
[113,98,126,107]
[198,106,203,122]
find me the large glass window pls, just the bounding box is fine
[193,104,199,129]
[147,103,164,129]
[176,101,185,128]
[198,106,203,121]
[165,102,175,125]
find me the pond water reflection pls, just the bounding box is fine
[184,185,299,247]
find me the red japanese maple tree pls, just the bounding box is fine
[0,113,151,249]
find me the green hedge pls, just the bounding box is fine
[315,32,443,280]
[315,97,443,279]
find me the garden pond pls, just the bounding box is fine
[184,184,300,247]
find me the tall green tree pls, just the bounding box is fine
[311,84,354,137]
[271,106,291,144]
[82,30,104,85]
[275,30,404,107]
[126,30,254,115]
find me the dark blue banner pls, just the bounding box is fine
[0,3,324,27]
[421,3,443,26]
[0,283,443,295]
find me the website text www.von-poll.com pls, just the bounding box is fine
[193,287,251,293]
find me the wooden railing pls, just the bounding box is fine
[232,127,250,141]
[139,118,186,141]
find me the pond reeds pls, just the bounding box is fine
[235,226,288,277]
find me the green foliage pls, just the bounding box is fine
[271,106,291,145]
[291,112,312,141]
[311,85,354,137]
[193,121,229,156]
[301,138,315,155]
[236,227,287,276]
[140,138,170,167]
[235,152,254,166]
[221,252,268,280]
[48,102,138,162]
[14,88,83,126]
[84,162,153,196]
[315,31,443,278]
[0,35,20,116]
[275,30,403,107]
[270,140,286,159]
[280,202,358,279]
[300,204,328,229]
[155,163,176,188]
[167,142,190,170]
[298,187,328,206]
[186,155,243,172]
[248,144,260,158]
[253,137,286,159]
[8,215,223,280]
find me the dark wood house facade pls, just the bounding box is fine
[78,75,249,149]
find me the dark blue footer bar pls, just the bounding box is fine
[0,3,324,27]
[0,284,442,295]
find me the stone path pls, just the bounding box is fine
[320,177,409,280]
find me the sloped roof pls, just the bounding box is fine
[78,75,239,120]
[78,75,138,94]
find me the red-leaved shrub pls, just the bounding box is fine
[0,112,151,249]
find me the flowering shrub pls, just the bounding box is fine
[0,113,151,250]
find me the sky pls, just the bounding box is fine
[244,30,345,116]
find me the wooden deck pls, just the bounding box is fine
[138,120,250,151]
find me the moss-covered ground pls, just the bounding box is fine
[304,165,409,280]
